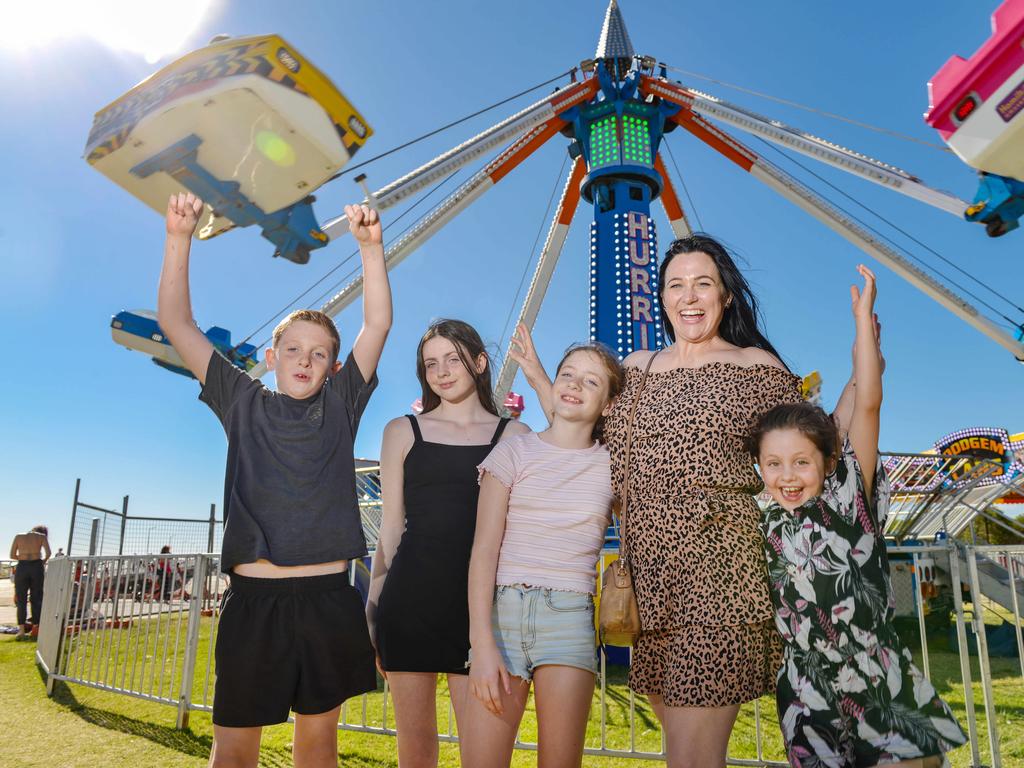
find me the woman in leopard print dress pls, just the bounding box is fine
[602,235,806,767]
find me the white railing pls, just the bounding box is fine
[35,545,1024,766]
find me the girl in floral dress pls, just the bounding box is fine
[747,265,966,768]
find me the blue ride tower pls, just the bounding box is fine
[569,1,671,355]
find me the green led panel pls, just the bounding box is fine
[588,116,620,170]
[622,115,653,166]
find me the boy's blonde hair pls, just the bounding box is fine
[272,310,341,363]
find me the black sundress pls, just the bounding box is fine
[376,414,509,674]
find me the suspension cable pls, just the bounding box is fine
[753,136,1023,329]
[663,137,704,232]
[661,63,951,153]
[242,169,464,350]
[323,68,577,185]
[496,153,570,361]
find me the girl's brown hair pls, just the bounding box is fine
[416,319,499,416]
[745,402,840,464]
[554,343,625,443]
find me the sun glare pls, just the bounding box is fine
[0,0,215,63]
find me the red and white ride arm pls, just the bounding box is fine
[641,76,969,218]
[644,79,1024,360]
[248,117,569,377]
[494,157,587,399]
[316,78,599,239]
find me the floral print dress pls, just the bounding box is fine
[760,439,967,767]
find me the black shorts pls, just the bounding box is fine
[213,572,377,728]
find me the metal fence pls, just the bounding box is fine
[66,479,222,557]
[34,544,1024,766]
[66,473,387,558]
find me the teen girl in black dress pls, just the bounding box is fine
[366,320,530,768]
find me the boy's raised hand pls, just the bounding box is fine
[850,264,877,322]
[346,203,382,246]
[166,192,204,238]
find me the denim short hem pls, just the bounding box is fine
[489,584,597,682]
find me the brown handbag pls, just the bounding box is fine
[598,350,659,647]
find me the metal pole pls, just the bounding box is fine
[965,547,1002,767]
[88,519,99,557]
[912,551,930,676]
[947,545,981,765]
[176,555,208,729]
[118,496,129,555]
[68,478,81,554]
[207,504,216,554]
[1006,550,1024,681]
[47,557,76,697]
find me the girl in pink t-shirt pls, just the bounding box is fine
[460,339,623,768]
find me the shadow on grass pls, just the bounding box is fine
[33,662,398,767]
[31,664,298,766]
[602,665,660,731]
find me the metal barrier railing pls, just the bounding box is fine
[35,545,1024,766]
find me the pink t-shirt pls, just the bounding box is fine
[478,432,613,595]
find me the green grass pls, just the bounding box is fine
[2,616,1022,767]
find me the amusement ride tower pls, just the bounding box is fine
[95,1,1024,392]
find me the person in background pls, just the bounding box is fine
[10,525,51,640]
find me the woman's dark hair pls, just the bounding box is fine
[160,545,172,554]
[416,319,499,417]
[31,525,48,536]
[745,402,840,464]
[659,234,785,365]
[554,342,625,444]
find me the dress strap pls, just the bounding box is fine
[406,414,423,443]
[489,417,511,445]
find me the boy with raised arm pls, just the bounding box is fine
[158,192,392,768]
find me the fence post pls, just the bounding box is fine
[88,519,100,557]
[68,478,81,554]
[948,544,982,765]
[176,555,208,730]
[965,546,1002,767]
[38,557,74,696]
[207,504,216,554]
[118,496,129,555]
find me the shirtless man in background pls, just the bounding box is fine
[9,526,50,640]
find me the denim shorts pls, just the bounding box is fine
[490,584,597,680]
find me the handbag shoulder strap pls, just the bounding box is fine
[619,349,660,563]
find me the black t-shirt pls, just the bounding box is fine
[199,350,377,572]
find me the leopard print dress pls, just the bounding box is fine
[604,361,802,707]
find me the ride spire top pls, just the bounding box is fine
[595,0,635,80]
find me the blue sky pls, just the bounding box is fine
[2,0,1022,553]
